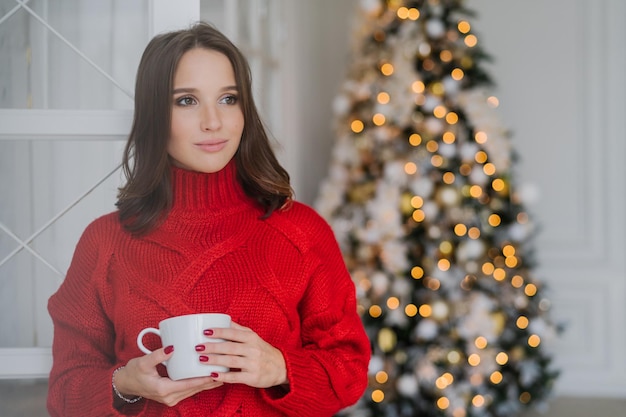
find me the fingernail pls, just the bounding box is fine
[199,355,209,362]
[203,329,214,336]
[195,344,205,352]
[164,345,174,354]
[210,372,219,378]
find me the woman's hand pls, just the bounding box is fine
[195,321,288,389]
[114,347,223,407]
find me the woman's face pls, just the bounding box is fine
[168,48,244,173]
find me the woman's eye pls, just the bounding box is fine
[220,95,239,105]
[176,96,196,106]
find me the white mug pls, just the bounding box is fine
[137,313,231,380]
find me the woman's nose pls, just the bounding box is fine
[201,105,222,131]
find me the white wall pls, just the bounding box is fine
[281,0,358,204]
[467,0,626,398]
[298,0,626,399]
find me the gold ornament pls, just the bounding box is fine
[378,327,397,352]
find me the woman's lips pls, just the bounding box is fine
[195,140,227,152]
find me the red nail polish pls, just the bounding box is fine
[195,345,205,352]
[164,345,174,354]
[203,329,214,336]
[210,372,219,378]
[199,355,209,362]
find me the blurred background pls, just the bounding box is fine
[0,0,624,416]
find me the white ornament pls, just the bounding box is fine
[416,318,439,340]
[460,142,480,161]
[469,165,489,185]
[443,75,461,96]
[396,374,419,396]
[438,142,457,158]
[457,239,486,262]
[368,355,385,374]
[360,0,382,15]
[411,178,435,198]
[438,186,460,206]
[332,94,352,116]
[426,19,446,38]
[431,301,450,320]
[371,272,390,295]
[422,201,440,220]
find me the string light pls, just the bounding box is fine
[437,397,450,410]
[440,50,453,62]
[411,196,424,208]
[446,112,459,124]
[405,304,418,316]
[412,209,425,222]
[528,334,541,348]
[381,63,394,76]
[475,151,488,163]
[443,172,455,183]
[433,105,447,118]
[442,131,456,144]
[483,162,496,176]
[487,95,500,107]
[411,266,424,278]
[488,214,501,227]
[369,305,382,318]
[375,371,388,384]
[516,316,529,329]
[412,80,425,93]
[351,120,364,133]
[458,20,471,34]
[377,92,390,104]
[426,140,439,152]
[409,133,422,146]
[468,353,481,366]
[475,336,488,349]
[372,389,384,403]
[468,227,481,239]
[472,395,485,407]
[511,275,524,288]
[437,258,451,271]
[464,34,478,47]
[490,371,503,384]
[372,113,386,126]
[386,297,400,309]
[451,68,464,80]
[495,352,509,365]
[492,178,506,192]
[419,304,432,317]
[475,131,488,143]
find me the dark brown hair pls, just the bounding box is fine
[116,22,292,235]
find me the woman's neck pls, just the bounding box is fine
[169,161,250,214]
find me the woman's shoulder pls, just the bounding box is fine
[78,211,125,246]
[265,201,336,254]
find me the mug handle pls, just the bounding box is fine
[137,327,160,355]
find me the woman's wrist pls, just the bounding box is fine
[112,366,143,406]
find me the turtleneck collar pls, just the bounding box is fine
[169,160,252,214]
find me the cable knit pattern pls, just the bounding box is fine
[47,162,370,417]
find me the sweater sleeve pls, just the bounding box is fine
[47,217,143,417]
[261,207,371,416]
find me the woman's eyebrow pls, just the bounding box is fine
[172,86,239,94]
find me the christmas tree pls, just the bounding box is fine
[314,1,560,416]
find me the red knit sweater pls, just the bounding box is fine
[47,162,370,416]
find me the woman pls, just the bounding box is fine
[47,22,370,416]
